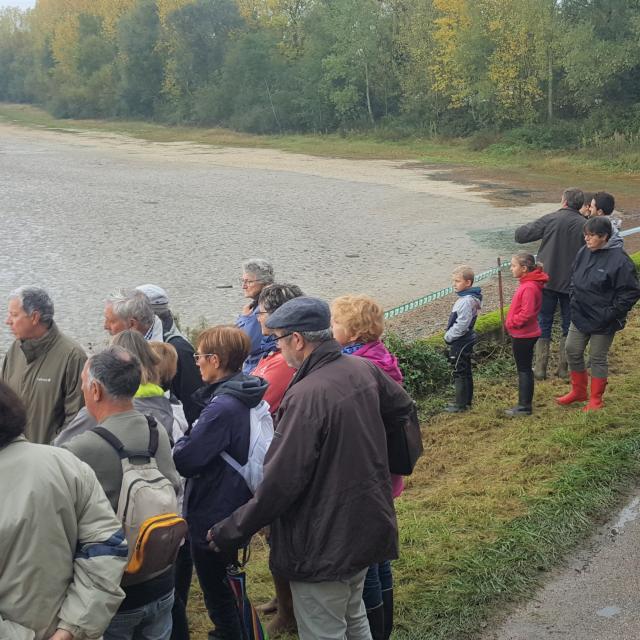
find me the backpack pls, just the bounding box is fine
[93,415,187,585]
[220,400,274,494]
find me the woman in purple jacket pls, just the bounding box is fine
[330,294,404,640]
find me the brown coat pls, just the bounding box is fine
[212,339,415,582]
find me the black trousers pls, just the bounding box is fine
[449,339,474,380]
[191,544,243,640]
[511,337,538,373]
[171,542,193,640]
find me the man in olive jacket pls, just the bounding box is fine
[209,297,415,640]
[2,286,86,444]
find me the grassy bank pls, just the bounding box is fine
[185,312,640,639]
[2,103,640,204]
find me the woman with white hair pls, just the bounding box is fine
[235,258,275,373]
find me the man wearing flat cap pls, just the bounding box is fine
[209,297,415,640]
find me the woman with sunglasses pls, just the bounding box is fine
[173,326,269,640]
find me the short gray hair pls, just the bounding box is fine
[299,329,333,343]
[9,286,54,328]
[88,346,141,400]
[107,289,154,332]
[242,259,275,285]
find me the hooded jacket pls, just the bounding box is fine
[211,340,415,582]
[351,341,403,384]
[349,340,404,498]
[173,373,268,549]
[0,437,127,640]
[1,322,86,444]
[444,287,483,344]
[570,240,640,335]
[505,268,550,338]
[514,207,585,293]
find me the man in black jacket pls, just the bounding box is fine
[208,297,415,640]
[136,284,203,426]
[514,188,585,380]
[556,217,640,411]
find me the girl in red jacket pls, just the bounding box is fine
[504,253,550,416]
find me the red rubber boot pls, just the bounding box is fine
[583,377,608,412]
[555,370,588,405]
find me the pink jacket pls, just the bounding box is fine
[505,268,550,338]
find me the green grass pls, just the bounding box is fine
[3,103,640,187]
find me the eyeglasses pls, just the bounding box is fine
[193,353,215,362]
[272,332,293,343]
[239,278,260,286]
[256,310,269,316]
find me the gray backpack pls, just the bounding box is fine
[93,416,187,584]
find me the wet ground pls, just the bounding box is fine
[0,123,556,353]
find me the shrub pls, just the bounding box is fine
[384,332,450,398]
[503,121,581,150]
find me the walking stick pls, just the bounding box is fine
[497,257,505,342]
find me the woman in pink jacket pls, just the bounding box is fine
[330,294,403,640]
[504,253,550,416]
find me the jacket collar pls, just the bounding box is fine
[0,435,28,452]
[290,339,343,387]
[19,322,60,364]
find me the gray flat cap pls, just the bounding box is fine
[136,284,169,311]
[265,296,330,332]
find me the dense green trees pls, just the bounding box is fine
[1,0,640,139]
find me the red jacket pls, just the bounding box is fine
[505,268,550,338]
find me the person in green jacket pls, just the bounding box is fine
[2,286,86,444]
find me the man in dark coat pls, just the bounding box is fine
[208,297,415,640]
[514,187,586,380]
[136,284,203,426]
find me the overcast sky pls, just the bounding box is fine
[0,0,35,9]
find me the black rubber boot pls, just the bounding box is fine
[445,378,468,413]
[382,588,394,640]
[466,375,474,408]
[505,371,534,417]
[366,603,385,640]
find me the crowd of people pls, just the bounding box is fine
[444,188,640,416]
[1,189,638,640]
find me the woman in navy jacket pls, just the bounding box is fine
[173,326,268,640]
[557,217,640,411]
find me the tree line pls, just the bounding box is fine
[0,0,639,141]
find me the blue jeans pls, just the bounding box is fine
[105,590,174,640]
[539,289,571,339]
[362,560,393,610]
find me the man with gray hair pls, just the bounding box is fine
[515,188,586,381]
[236,259,275,373]
[103,288,163,341]
[63,346,180,640]
[2,286,86,444]
[209,297,416,640]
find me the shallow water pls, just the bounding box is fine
[0,124,551,353]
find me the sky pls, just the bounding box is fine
[0,0,35,9]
